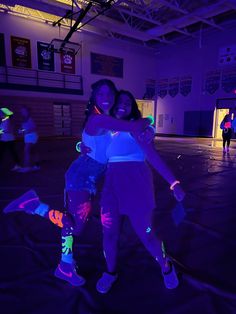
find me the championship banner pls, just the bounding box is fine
[221,67,236,93]
[11,36,31,68]
[91,52,123,78]
[144,79,156,99]
[205,70,221,94]
[180,76,192,96]
[0,33,6,66]
[37,41,54,71]
[168,77,179,97]
[157,78,168,98]
[61,50,75,74]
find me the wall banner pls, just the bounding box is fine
[91,52,123,78]
[144,79,156,99]
[37,41,55,71]
[221,67,236,93]
[180,76,192,96]
[11,36,31,68]
[61,50,75,74]
[168,77,179,97]
[0,33,6,66]
[205,70,221,94]
[157,78,168,98]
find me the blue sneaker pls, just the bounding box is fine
[54,262,86,286]
[3,190,41,214]
[96,272,118,294]
[162,260,179,289]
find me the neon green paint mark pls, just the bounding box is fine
[62,235,73,255]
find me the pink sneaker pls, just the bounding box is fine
[54,262,86,286]
[3,190,42,214]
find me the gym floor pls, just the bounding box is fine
[0,137,235,314]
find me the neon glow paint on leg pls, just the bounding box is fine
[48,210,64,227]
[62,235,73,255]
[76,202,91,222]
[101,209,113,229]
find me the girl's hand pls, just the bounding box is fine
[134,118,151,133]
[138,126,155,143]
[173,184,185,202]
[18,128,25,134]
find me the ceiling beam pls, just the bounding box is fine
[117,6,162,26]
[86,13,172,43]
[157,0,188,14]
[147,1,229,37]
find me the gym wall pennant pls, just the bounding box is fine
[11,36,32,68]
[144,79,156,99]
[37,41,55,72]
[0,33,6,66]
[157,78,168,98]
[221,67,236,93]
[180,76,192,96]
[168,77,179,97]
[205,70,221,95]
[61,50,75,74]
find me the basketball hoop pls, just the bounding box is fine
[48,38,81,55]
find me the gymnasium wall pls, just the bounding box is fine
[154,20,236,136]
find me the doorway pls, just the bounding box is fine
[136,99,155,124]
[213,98,236,139]
[53,103,71,136]
[213,108,229,139]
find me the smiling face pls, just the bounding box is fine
[95,84,115,115]
[114,93,132,119]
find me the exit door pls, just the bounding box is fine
[213,108,229,139]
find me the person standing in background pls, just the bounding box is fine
[18,106,40,172]
[220,114,232,154]
[0,107,21,171]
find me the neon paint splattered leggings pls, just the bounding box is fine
[58,155,106,236]
[44,190,91,263]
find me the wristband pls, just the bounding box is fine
[147,115,155,125]
[170,180,180,190]
[76,141,82,153]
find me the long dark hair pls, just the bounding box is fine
[223,114,230,122]
[83,79,117,126]
[112,90,141,121]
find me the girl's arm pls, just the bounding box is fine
[135,137,185,201]
[85,114,150,135]
[220,121,225,129]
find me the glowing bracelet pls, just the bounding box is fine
[170,180,180,190]
[76,141,82,153]
[147,115,155,125]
